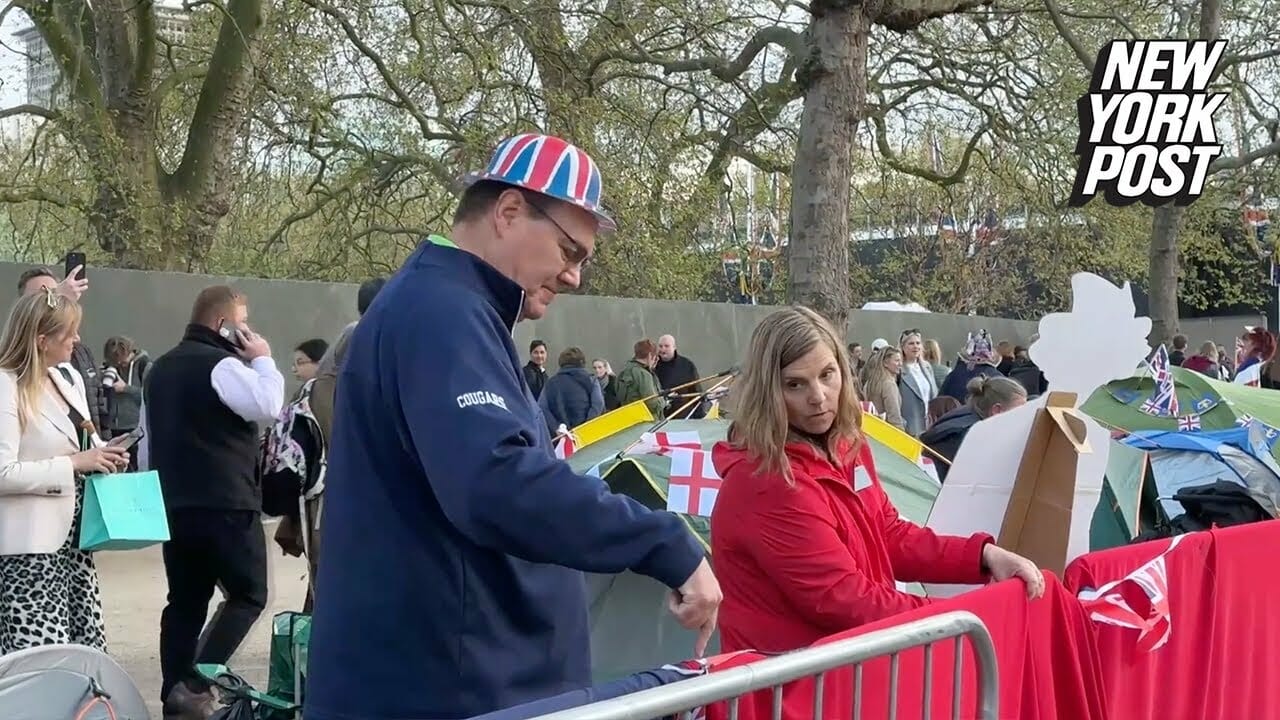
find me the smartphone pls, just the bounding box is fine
[63,251,86,281]
[217,322,246,349]
[108,427,144,451]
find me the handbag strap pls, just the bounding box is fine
[51,367,91,450]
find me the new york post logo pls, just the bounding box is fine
[1069,40,1228,208]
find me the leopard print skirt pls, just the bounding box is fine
[0,477,107,654]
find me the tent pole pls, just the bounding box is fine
[614,373,738,461]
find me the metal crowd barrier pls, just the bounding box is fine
[529,611,998,720]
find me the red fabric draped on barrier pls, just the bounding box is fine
[703,521,1280,720]
[704,576,1109,720]
[1062,521,1280,720]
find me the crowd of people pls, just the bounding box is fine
[849,329,1036,475]
[520,332,712,434]
[0,130,1251,720]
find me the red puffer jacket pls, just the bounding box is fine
[710,435,993,653]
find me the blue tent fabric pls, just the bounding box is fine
[1121,428,1249,453]
[1119,427,1280,518]
[467,664,703,719]
[1120,427,1280,469]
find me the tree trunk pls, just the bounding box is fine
[1148,204,1185,346]
[89,88,168,267]
[786,2,866,331]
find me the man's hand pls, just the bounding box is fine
[666,557,722,657]
[112,380,127,393]
[58,267,88,302]
[236,328,271,361]
[982,544,1045,600]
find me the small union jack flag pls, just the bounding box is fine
[1143,345,1179,417]
[1237,414,1254,428]
[1177,415,1201,431]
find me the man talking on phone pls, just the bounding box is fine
[141,285,284,719]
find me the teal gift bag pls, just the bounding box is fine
[78,470,171,552]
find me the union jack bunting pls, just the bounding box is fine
[1236,414,1254,428]
[1177,415,1201,431]
[1143,345,1179,417]
[1078,535,1183,652]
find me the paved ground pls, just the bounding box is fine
[98,520,309,719]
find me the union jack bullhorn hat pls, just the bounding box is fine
[461,133,616,232]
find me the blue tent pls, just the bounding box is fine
[1119,426,1280,521]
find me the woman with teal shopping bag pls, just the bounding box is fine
[0,288,129,653]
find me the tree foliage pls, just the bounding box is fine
[0,0,1272,324]
[1036,0,1280,341]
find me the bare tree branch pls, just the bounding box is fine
[588,25,803,82]
[869,112,992,186]
[1040,0,1094,71]
[1210,136,1280,173]
[298,0,461,147]
[0,104,60,121]
[0,187,83,209]
[875,0,994,33]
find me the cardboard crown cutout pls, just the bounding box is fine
[923,273,1152,597]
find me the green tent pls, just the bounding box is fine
[1087,440,1157,552]
[1083,367,1280,458]
[567,419,941,541]
[569,419,942,681]
[1082,368,1280,550]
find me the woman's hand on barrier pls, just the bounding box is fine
[71,445,129,475]
[669,558,723,657]
[982,544,1045,600]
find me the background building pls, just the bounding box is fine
[13,7,189,108]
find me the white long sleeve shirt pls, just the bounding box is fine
[137,356,284,471]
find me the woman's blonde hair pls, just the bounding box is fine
[728,306,862,482]
[860,346,901,393]
[0,289,82,430]
[966,375,1027,418]
[923,338,943,364]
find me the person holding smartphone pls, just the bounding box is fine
[0,290,129,656]
[139,285,284,719]
[16,265,106,435]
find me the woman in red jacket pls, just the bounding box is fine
[711,306,1043,653]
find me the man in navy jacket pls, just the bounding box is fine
[304,133,720,720]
